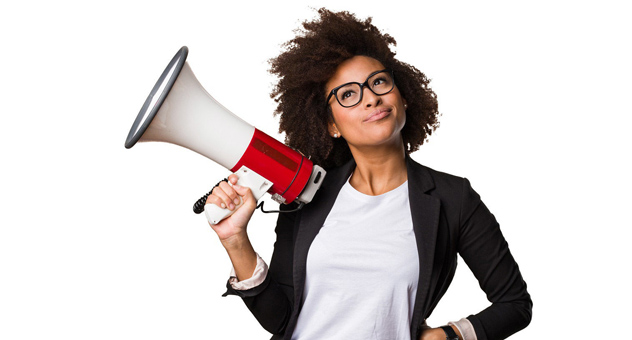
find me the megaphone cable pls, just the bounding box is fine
[192,178,228,214]
[192,180,306,216]
[256,201,305,214]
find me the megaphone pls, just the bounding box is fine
[125,46,326,224]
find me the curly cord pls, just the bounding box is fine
[192,178,228,214]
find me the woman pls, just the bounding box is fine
[206,9,531,340]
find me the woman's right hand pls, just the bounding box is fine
[206,174,259,281]
[206,174,257,247]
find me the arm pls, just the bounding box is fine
[208,175,296,335]
[206,175,258,281]
[221,201,298,335]
[457,178,532,340]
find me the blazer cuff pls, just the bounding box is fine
[222,254,270,298]
[450,318,477,340]
[228,253,268,290]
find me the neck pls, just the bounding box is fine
[347,142,408,196]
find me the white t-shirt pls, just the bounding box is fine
[291,179,419,340]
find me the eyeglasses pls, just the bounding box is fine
[326,69,395,108]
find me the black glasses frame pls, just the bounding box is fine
[326,69,395,108]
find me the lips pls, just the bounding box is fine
[363,108,391,122]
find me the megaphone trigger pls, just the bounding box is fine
[204,166,273,225]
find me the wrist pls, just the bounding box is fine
[220,232,250,251]
[223,236,257,281]
[440,325,461,340]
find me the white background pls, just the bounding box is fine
[1,0,630,339]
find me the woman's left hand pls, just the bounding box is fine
[419,327,460,340]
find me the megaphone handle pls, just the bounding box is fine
[204,166,273,225]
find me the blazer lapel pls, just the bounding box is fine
[406,157,441,335]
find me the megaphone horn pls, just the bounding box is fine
[125,46,326,224]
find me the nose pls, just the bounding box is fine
[361,86,381,108]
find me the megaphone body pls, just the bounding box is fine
[125,47,326,224]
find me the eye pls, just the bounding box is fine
[341,89,356,99]
[372,77,387,87]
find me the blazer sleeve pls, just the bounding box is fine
[222,203,297,336]
[458,178,532,340]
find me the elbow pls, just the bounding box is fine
[523,298,533,329]
[476,297,533,338]
[514,295,533,332]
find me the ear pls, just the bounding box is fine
[328,121,339,137]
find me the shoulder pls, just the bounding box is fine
[406,156,470,197]
[408,158,485,221]
[407,157,483,218]
[417,162,463,184]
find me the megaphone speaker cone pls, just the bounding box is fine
[125,46,189,149]
[125,46,327,213]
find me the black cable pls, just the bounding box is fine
[192,178,228,214]
[257,201,305,214]
[278,155,304,197]
[193,178,305,215]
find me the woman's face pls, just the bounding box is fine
[325,56,407,152]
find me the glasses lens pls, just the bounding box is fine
[334,70,395,107]
[337,83,362,107]
[369,71,394,95]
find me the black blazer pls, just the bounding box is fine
[224,156,532,340]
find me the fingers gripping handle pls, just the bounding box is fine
[204,166,273,225]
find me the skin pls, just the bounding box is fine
[325,55,408,196]
[420,326,463,340]
[207,55,462,340]
[207,176,258,282]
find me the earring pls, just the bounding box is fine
[404,104,408,109]
[333,133,338,138]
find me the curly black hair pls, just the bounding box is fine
[270,8,439,169]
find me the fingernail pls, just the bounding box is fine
[229,203,235,210]
[234,198,240,205]
[220,203,226,209]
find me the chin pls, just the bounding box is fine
[368,130,404,148]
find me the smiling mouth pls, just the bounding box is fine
[364,108,391,122]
